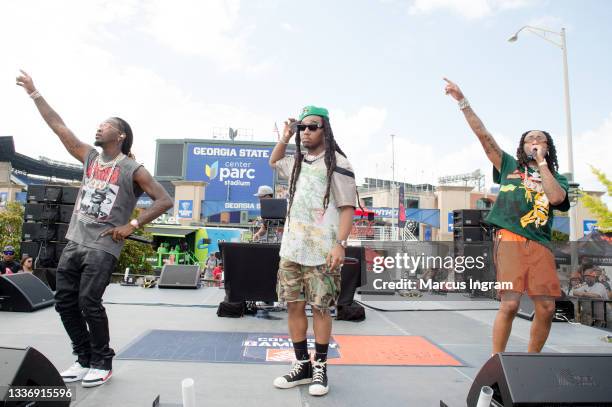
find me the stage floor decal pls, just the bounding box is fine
[116,330,463,367]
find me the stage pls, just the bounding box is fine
[1,284,611,406]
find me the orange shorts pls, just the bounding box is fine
[494,229,561,298]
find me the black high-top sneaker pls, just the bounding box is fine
[273,359,313,388]
[309,360,329,396]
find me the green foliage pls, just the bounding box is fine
[116,209,156,274]
[580,166,611,232]
[0,202,24,254]
[551,229,569,242]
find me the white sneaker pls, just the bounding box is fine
[81,368,112,388]
[60,362,89,383]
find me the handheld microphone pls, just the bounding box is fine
[127,234,153,245]
[527,148,537,161]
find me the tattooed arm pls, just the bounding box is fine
[532,146,567,205]
[16,70,93,163]
[444,78,502,170]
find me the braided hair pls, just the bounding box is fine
[111,117,135,159]
[515,130,559,173]
[286,116,362,219]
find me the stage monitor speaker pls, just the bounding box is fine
[0,346,70,406]
[158,265,200,289]
[61,186,79,204]
[467,353,612,406]
[517,295,575,322]
[0,273,55,312]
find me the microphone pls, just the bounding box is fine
[527,148,537,161]
[127,234,153,245]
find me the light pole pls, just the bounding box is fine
[509,25,579,245]
[390,134,397,239]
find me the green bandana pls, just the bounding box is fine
[298,105,329,121]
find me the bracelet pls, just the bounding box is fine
[29,90,42,100]
[538,161,548,167]
[458,98,470,110]
[279,138,290,145]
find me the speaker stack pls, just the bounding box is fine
[452,209,495,291]
[20,184,79,273]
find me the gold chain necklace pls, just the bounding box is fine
[86,153,124,190]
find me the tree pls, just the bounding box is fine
[0,201,24,253]
[580,167,611,232]
[116,209,156,274]
[551,230,569,242]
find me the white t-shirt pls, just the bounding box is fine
[275,152,356,266]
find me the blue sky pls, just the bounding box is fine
[2,0,611,194]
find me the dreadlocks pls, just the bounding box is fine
[515,130,559,173]
[286,117,352,218]
[111,117,135,159]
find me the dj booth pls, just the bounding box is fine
[219,242,366,304]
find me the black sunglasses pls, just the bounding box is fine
[297,123,323,132]
[4,251,14,255]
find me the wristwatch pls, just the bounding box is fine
[130,219,140,229]
[336,239,347,248]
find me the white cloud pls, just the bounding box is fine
[281,22,298,33]
[408,0,538,19]
[140,0,252,71]
[0,0,276,174]
[328,106,516,192]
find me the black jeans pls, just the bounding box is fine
[55,241,117,370]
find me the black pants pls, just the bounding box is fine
[55,241,117,370]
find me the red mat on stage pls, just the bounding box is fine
[267,335,463,366]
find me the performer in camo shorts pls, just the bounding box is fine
[269,106,356,396]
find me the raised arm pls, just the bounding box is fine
[269,118,296,167]
[444,78,502,170]
[16,70,93,163]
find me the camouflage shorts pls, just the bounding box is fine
[277,257,341,309]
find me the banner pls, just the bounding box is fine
[398,184,406,228]
[185,143,274,206]
[177,200,193,219]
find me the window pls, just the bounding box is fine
[476,198,493,209]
